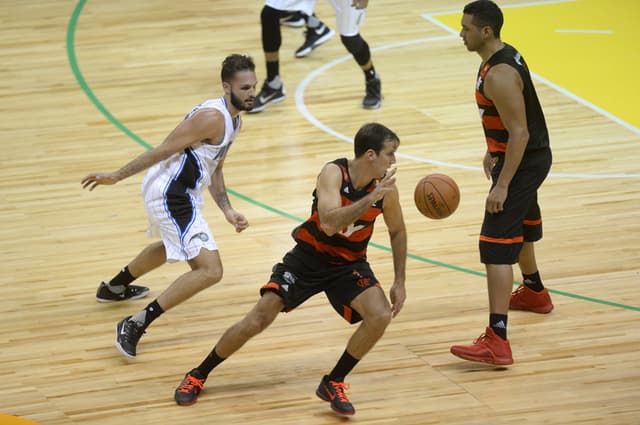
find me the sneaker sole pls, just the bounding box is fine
[115,321,137,359]
[96,288,150,303]
[331,407,355,417]
[175,396,199,406]
[509,304,554,314]
[315,389,355,416]
[362,101,381,110]
[295,29,336,58]
[450,348,513,365]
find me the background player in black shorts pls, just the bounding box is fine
[173,122,407,416]
[450,0,554,366]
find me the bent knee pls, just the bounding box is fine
[200,267,223,288]
[364,307,392,330]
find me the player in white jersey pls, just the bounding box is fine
[324,0,381,109]
[81,54,257,358]
[250,0,381,113]
[249,0,334,113]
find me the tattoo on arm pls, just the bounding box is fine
[213,190,231,211]
[115,150,166,181]
[116,156,154,180]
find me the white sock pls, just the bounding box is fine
[267,76,282,89]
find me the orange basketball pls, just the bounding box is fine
[414,174,460,219]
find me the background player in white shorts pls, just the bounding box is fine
[81,54,256,358]
[250,0,381,113]
[326,0,382,109]
[249,0,334,113]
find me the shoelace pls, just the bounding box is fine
[177,375,205,394]
[365,79,380,96]
[329,381,351,402]
[473,333,490,344]
[512,285,526,296]
[122,320,144,343]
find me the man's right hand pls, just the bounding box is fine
[81,172,119,191]
[370,168,397,202]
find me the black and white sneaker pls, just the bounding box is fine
[96,282,149,302]
[295,24,335,58]
[362,74,382,110]
[280,11,305,28]
[248,79,286,113]
[115,316,145,358]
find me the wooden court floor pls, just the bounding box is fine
[1,1,638,424]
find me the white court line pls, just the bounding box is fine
[295,34,640,178]
[295,35,483,173]
[293,1,639,180]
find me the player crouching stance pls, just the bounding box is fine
[173,122,407,416]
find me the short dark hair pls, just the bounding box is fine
[220,54,255,83]
[354,122,400,157]
[463,0,503,39]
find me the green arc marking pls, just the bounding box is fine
[67,0,639,313]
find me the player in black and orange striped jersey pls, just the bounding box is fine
[292,157,383,265]
[450,1,554,366]
[173,123,407,416]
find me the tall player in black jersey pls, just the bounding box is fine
[450,0,554,366]
[173,123,406,416]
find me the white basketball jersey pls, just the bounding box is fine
[141,97,240,208]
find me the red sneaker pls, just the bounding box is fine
[510,284,554,314]
[450,327,513,365]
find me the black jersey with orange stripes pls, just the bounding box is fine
[292,158,383,265]
[475,43,549,154]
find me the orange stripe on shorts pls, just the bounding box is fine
[343,305,353,322]
[479,235,524,244]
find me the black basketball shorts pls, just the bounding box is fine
[480,148,552,264]
[260,247,381,324]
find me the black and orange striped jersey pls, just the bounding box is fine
[475,43,549,154]
[292,158,383,265]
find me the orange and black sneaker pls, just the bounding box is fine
[450,327,514,365]
[510,284,554,313]
[315,375,355,416]
[174,369,206,406]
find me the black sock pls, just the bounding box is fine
[364,67,376,80]
[196,346,227,378]
[328,350,359,382]
[131,300,164,331]
[489,313,508,340]
[266,61,279,83]
[522,271,544,292]
[109,266,136,287]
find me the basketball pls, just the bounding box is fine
[414,174,460,219]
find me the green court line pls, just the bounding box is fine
[67,0,151,150]
[66,0,639,313]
